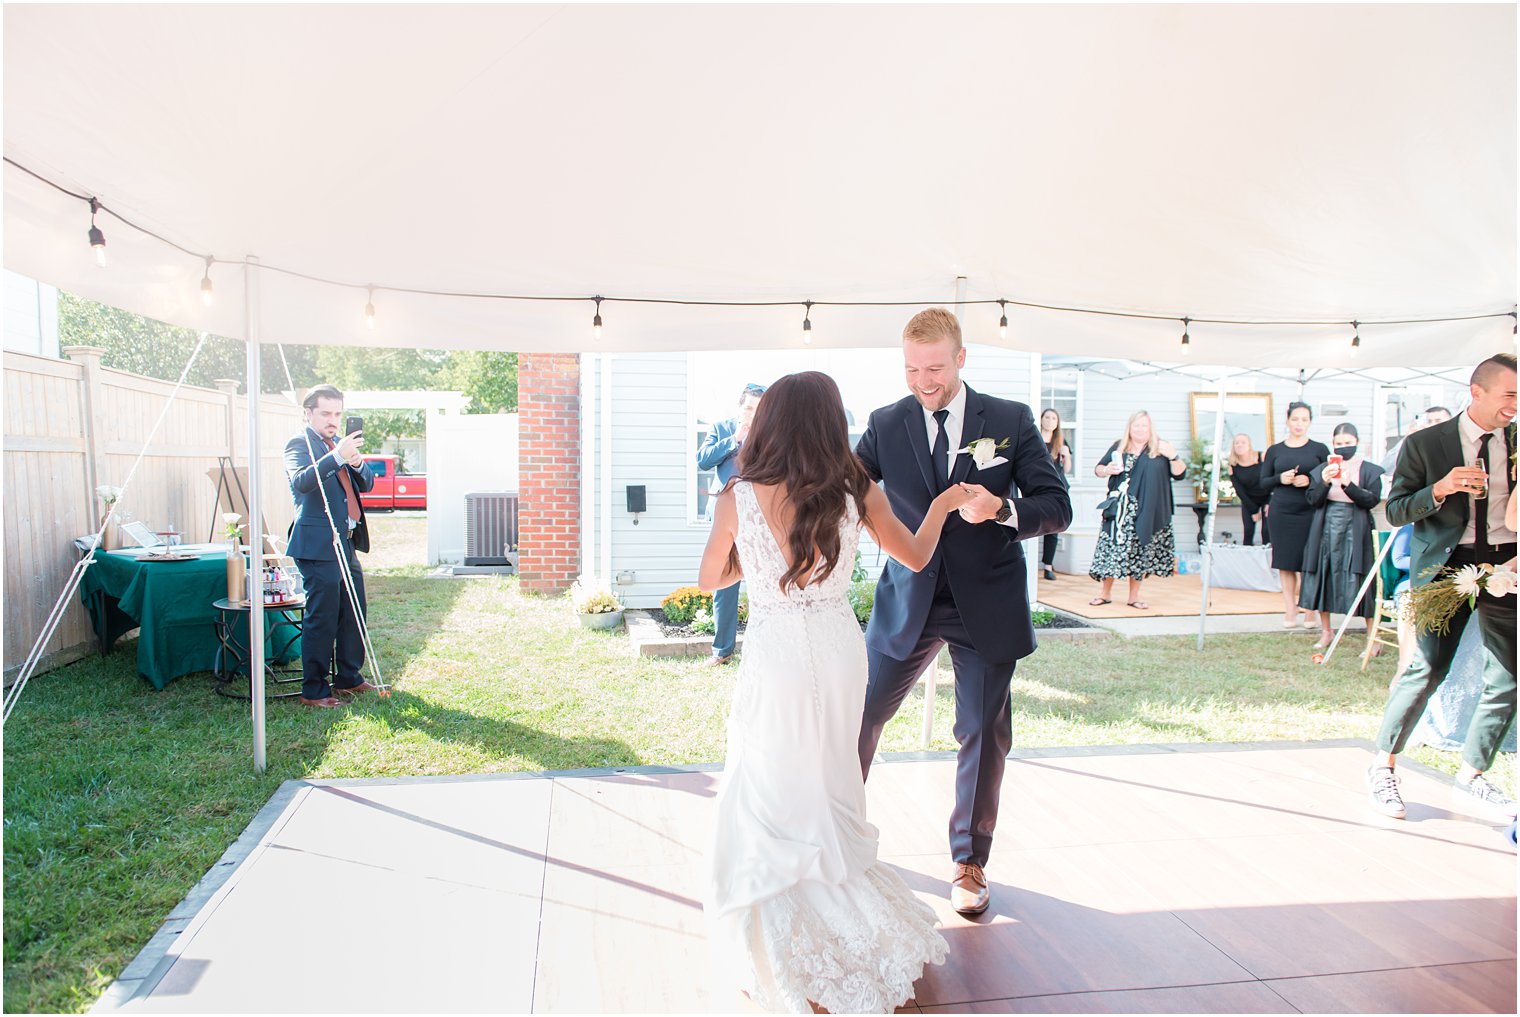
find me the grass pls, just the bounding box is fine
[3,515,1513,1012]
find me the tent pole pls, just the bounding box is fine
[1196,376,1228,651]
[600,354,613,584]
[244,257,267,773]
[580,353,596,578]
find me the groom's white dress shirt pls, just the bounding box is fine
[921,383,1019,530]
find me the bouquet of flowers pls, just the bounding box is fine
[220,512,244,542]
[1407,562,1517,635]
[569,575,622,615]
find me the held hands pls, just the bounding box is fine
[953,483,1004,524]
[931,484,973,516]
[1434,465,1489,501]
[335,430,364,466]
[1279,469,1297,486]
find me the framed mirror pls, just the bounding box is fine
[1189,392,1274,453]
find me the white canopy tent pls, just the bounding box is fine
[4,4,1514,765]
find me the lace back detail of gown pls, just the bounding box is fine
[710,482,947,1013]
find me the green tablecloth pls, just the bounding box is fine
[78,547,300,689]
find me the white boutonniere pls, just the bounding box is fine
[958,437,1010,470]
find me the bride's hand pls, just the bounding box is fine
[933,485,972,514]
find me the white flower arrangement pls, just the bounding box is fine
[1408,562,1516,634]
[957,437,1010,470]
[96,485,122,505]
[220,512,244,541]
[569,575,622,615]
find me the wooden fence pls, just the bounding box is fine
[3,346,302,677]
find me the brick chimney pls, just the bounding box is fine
[516,353,581,594]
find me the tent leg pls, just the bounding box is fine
[246,257,266,774]
[1196,377,1228,651]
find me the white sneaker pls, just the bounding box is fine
[1367,765,1406,819]
[1452,774,1519,821]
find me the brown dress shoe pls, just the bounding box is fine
[334,681,376,696]
[950,861,990,915]
[702,653,734,667]
[299,696,346,708]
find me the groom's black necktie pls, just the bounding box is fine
[932,409,950,492]
[1476,432,1492,548]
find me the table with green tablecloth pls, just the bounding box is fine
[79,546,301,689]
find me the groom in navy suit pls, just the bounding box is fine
[856,307,1072,915]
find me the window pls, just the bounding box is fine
[1039,368,1080,476]
[368,459,389,477]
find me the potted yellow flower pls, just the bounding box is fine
[570,575,624,631]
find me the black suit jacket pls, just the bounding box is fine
[1386,416,1516,586]
[284,427,375,559]
[855,386,1072,662]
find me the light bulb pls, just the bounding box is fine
[1350,321,1361,358]
[1179,318,1190,357]
[89,226,107,266]
[998,301,1008,341]
[364,290,376,330]
[802,302,813,345]
[200,258,214,306]
[593,298,603,341]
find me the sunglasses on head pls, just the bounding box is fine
[743,383,767,396]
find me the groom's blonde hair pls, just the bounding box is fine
[903,307,962,351]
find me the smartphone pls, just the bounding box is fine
[345,415,363,436]
[1326,454,1343,467]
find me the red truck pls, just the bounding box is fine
[360,454,428,511]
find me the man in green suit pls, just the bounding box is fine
[1368,352,1517,821]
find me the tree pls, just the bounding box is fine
[314,345,453,392]
[56,290,320,393]
[442,351,518,413]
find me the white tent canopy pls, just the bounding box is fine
[4,3,1514,366]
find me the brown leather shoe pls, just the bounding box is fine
[299,696,346,708]
[334,681,376,696]
[702,654,734,667]
[950,861,990,915]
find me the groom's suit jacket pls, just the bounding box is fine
[856,386,1072,663]
[1386,415,1516,587]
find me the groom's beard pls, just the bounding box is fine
[913,379,961,412]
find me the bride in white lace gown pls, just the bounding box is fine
[698,372,968,1013]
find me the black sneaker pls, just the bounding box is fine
[1452,774,1518,821]
[1367,765,1406,819]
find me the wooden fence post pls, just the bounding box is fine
[62,346,106,513]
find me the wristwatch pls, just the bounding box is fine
[994,500,1013,524]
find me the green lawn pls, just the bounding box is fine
[3,526,1513,1013]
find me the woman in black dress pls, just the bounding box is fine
[1038,407,1072,581]
[1299,422,1384,649]
[1260,401,1330,628]
[1227,433,1268,546]
[1088,410,1186,609]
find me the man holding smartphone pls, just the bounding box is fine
[284,384,376,707]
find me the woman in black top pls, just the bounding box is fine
[1227,433,1269,546]
[1299,422,1384,649]
[1088,410,1186,610]
[1260,401,1330,628]
[1038,407,1072,581]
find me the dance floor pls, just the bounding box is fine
[94,742,1515,1014]
[1038,571,1284,619]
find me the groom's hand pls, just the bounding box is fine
[957,483,1004,524]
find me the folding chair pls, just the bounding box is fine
[1360,529,1402,670]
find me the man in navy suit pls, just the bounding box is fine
[856,308,1071,914]
[285,384,376,708]
[694,382,766,665]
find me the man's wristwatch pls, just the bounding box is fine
[994,500,1013,524]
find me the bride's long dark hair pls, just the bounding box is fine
[733,371,873,592]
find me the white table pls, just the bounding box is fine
[1207,544,1279,592]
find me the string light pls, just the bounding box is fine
[1350,320,1361,358]
[11,156,1513,340]
[364,287,376,330]
[592,296,603,341]
[802,301,813,345]
[87,198,106,266]
[998,299,1009,341]
[1179,317,1191,356]
[200,256,214,306]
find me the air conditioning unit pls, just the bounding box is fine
[464,492,519,568]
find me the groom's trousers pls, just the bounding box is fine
[859,574,1015,868]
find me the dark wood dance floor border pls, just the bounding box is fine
[93,741,1516,1014]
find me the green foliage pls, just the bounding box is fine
[1184,434,1214,488]
[56,291,320,393]
[442,351,519,414]
[661,586,712,626]
[847,580,874,624]
[851,550,868,582]
[346,409,426,455]
[1031,608,1056,626]
[315,346,452,392]
[689,607,716,635]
